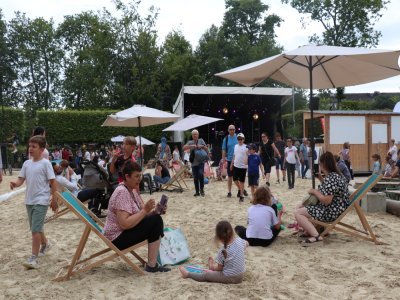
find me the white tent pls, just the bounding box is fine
[111,135,125,143]
[163,114,223,132]
[394,102,400,113]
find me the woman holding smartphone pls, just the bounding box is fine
[103,161,170,272]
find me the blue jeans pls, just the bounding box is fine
[153,175,171,185]
[301,160,309,178]
[192,163,205,194]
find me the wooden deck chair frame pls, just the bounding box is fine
[45,189,88,223]
[310,174,386,245]
[53,190,147,281]
[204,161,215,179]
[160,165,189,192]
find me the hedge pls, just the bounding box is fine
[0,107,25,142]
[37,110,171,145]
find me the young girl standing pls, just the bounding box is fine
[371,154,381,175]
[179,221,248,284]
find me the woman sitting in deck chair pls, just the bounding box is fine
[294,152,349,246]
[103,161,171,273]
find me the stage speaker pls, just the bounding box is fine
[309,97,319,110]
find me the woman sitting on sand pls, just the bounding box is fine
[234,186,282,247]
[294,151,349,246]
[103,161,170,272]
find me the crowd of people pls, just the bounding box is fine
[1,123,400,285]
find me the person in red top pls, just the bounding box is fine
[110,136,137,183]
[62,147,70,160]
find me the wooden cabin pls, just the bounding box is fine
[303,110,400,173]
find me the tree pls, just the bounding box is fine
[283,0,388,47]
[57,12,116,109]
[160,30,202,102]
[8,13,62,113]
[196,0,282,86]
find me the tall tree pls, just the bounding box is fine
[57,12,116,109]
[0,10,18,109]
[8,13,62,113]
[108,0,163,108]
[161,30,202,101]
[196,0,282,85]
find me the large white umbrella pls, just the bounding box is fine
[162,114,223,131]
[216,45,400,187]
[103,104,180,167]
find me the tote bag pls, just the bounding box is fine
[157,228,191,266]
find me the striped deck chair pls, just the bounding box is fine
[311,174,386,245]
[160,165,189,192]
[53,190,147,281]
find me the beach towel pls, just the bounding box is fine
[157,228,190,266]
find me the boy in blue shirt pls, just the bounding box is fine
[247,144,265,197]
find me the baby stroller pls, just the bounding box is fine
[79,160,117,216]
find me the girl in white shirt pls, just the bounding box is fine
[235,186,282,247]
[285,138,300,189]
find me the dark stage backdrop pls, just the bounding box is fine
[183,93,284,163]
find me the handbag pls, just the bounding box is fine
[157,228,191,266]
[302,194,319,206]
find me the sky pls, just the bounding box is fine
[1,0,400,94]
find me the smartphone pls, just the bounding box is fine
[160,194,168,206]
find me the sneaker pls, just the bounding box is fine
[227,192,232,198]
[193,193,200,197]
[243,190,248,197]
[239,196,244,203]
[23,255,38,270]
[200,190,205,197]
[266,182,270,186]
[276,179,280,184]
[38,241,52,257]
[145,263,171,273]
[12,149,18,154]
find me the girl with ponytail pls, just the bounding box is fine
[179,220,248,284]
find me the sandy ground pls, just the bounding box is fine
[0,170,400,300]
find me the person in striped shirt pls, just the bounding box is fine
[179,220,248,284]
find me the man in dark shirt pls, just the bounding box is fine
[274,133,286,183]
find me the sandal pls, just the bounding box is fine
[301,235,323,247]
[145,263,171,273]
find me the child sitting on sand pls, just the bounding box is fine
[179,220,248,284]
[235,186,282,247]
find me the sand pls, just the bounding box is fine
[1,171,400,300]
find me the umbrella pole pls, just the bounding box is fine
[138,117,143,169]
[309,56,315,189]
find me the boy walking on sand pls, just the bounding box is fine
[10,135,58,269]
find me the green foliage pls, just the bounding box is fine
[340,100,371,110]
[196,0,282,86]
[281,89,308,115]
[0,107,25,142]
[371,95,398,110]
[36,110,169,145]
[281,110,304,138]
